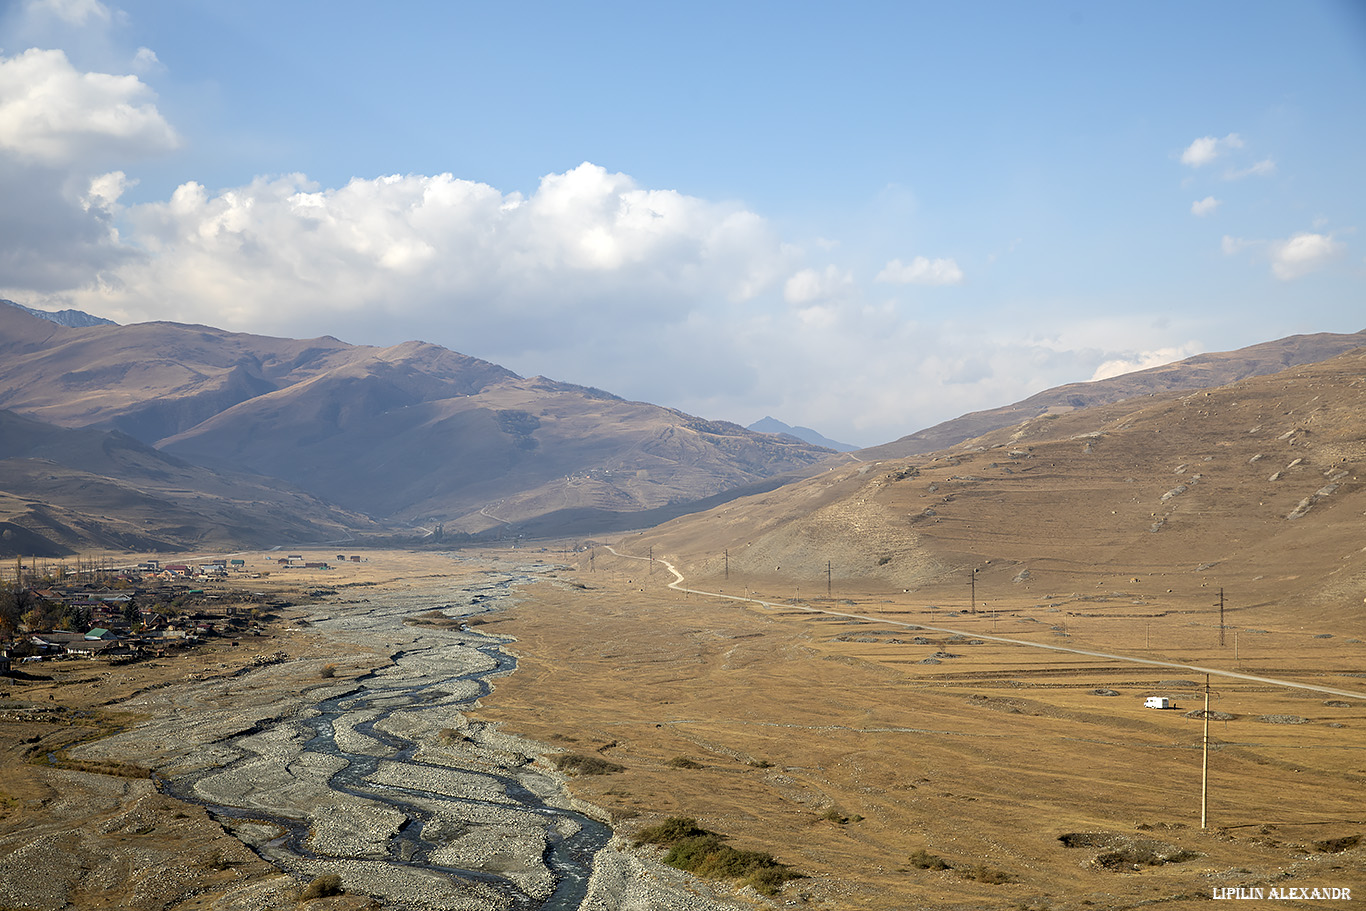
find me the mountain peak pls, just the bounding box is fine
[748,416,856,452]
[2,299,117,329]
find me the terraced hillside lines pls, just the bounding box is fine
[862,329,1366,460]
[643,348,1366,641]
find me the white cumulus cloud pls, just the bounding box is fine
[783,265,853,304]
[1270,232,1343,280]
[1181,133,1243,167]
[57,163,792,346]
[1191,196,1220,217]
[875,255,964,286]
[0,48,179,165]
[1090,344,1203,381]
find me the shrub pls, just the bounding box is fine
[960,864,1013,884]
[299,873,343,900]
[908,849,951,870]
[635,816,708,845]
[550,752,624,775]
[667,756,703,769]
[319,663,337,678]
[634,816,803,897]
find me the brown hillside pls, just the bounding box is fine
[0,410,378,555]
[0,304,833,536]
[643,346,1366,633]
[862,329,1366,459]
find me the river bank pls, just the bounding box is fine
[0,550,759,911]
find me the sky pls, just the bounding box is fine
[1,1,1363,448]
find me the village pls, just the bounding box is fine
[0,553,367,674]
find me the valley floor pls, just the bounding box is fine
[1,546,1362,910]
[473,544,1366,911]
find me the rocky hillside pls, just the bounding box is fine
[643,346,1366,631]
[860,329,1366,459]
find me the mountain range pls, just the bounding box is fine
[0,302,833,553]
[1,298,1362,575]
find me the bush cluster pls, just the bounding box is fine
[549,752,624,775]
[907,849,950,870]
[635,816,802,897]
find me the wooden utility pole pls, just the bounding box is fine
[724,549,729,580]
[1201,674,1211,829]
[826,561,832,598]
[970,567,976,614]
[1218,588,1226,646]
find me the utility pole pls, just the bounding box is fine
[1201,674,1211,829]
[826,561,832,598]
[970,567,977,614]
[724,549,729,580]
[649,545,654,574]
[1218,588,1226,646]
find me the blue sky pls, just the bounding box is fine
[1,0,1363,447]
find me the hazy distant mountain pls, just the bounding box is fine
[748,416,856,452]
[859,330,1366,459]
[0,305,834,540]
[2,298,116,329]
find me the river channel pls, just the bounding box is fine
[86,558,614,910]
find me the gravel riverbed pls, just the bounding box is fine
[70,556,756,911]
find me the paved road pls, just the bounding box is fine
[606,546,1366,701]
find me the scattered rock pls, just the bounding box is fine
[1058,832,1202,870]
[1257,714,1309,725]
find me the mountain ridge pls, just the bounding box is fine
[642,345,1366,632]
[859,329,1366,460]
[0,303,834,539]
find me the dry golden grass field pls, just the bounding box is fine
[474,548,1366,911]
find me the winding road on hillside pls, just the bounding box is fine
[605,547,1366,701]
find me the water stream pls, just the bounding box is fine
[158,563,612,911]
